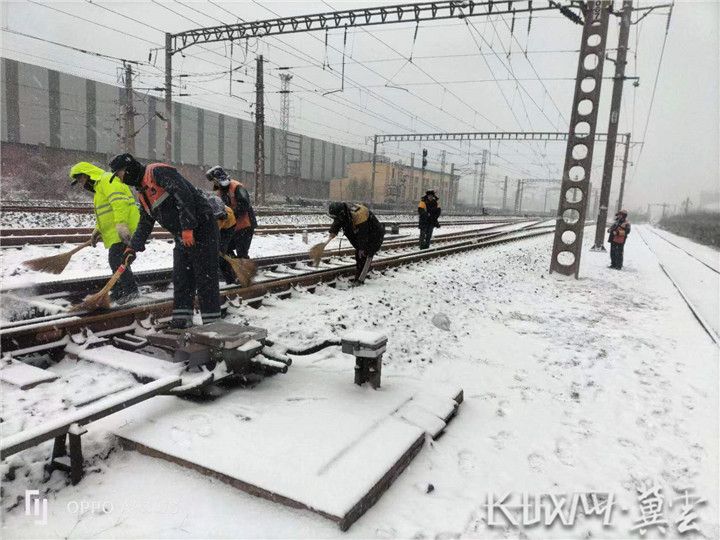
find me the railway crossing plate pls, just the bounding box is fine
[110,352,462,530]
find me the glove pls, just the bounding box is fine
[90,228,101,247]
[122,248,136,267]
[116,223,131,244]
[181,229,195,247]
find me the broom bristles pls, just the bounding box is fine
[70,291,111,312]
[22,252,74,274]
[22,239,93,275]
[224,255,257,287]
[309,242,328,267]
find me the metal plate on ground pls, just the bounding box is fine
[111,353,462,530]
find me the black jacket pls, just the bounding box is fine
[329,203,385,255]
[131,165,213,251]
[418,195,441,227]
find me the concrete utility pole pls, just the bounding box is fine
[514,179,523,213]
[592,0,632,250]
[472,161,479,209]
[502,176,509,211]
[616,132,631,212]
[477,149,488,210]
[122,62,136,153]
[279,72,292,193]
[370,135,378,206]
[164,33,173,162]
[254,55,266,205]
[449,163,455,209]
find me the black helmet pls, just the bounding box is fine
[206,165,230,187]
[425,189,436,196]
[108,153,143,186]
[328,202,346,220]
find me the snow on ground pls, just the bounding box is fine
[1,232,717,539]
[651,226,720,273]
[0,211,492,229]
[638,225,720,338]
[0,224,488,290]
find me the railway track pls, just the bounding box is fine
[1,220,555,354]
[637,227,719,345]
[0,218,521,247]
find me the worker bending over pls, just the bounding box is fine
[68,162,140,305]
[326,202,385,284]
[109,153,221,328]
[206,166,257,259]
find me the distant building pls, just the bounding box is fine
[330,161,459,206]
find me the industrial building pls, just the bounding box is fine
[329,161,459,206]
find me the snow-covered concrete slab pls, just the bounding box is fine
[0,358,58,389]
[111,358,462,530]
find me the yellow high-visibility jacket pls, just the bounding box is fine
[69,162,140,248]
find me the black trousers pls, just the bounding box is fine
[108,242,138,300]
[419,224,435,249]
[172,217,221,325]
[234,227,254,259]
[610,242,625,269]
[218,228,237,285]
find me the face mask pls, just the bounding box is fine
[83,180,95,193]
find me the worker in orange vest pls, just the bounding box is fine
[607,209,631,269]
[108,153,221,328]
[206,166,257,261]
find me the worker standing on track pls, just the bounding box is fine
[418,189,441,249]
[108,153,221,329]
[326,202,385,284]
[205,193,240,285]
[68,162,140,305]
[608,209,631,270]
[205,166,257,259]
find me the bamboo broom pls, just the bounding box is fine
[70,263,127,312]
[220,254,257,287]
[22,238,93,274]
[309,239,332,267]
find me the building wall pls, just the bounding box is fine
[1,58,367,200]
[329,162,457,205]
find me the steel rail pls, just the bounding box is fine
[1,223,554,354]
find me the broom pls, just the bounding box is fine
[221,254,257,287]
[70,263,127,312]
[309,239,332,267]
[22,238,93,274]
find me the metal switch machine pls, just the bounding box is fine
[341,330,388,389]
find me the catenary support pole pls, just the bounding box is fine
[616,132,631,213]
[254,55,265,205]
[164,33,173,162]
[592,0,632,250]
[550,0,611,278]
[122,62,136,154]
[370,135,378,206]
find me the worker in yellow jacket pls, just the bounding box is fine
[69,162,141,304]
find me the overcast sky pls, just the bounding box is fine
[1,0,717,212]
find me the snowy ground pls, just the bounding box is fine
[0,224,490,291]
[1,231,718,539]
[0,211,492,229]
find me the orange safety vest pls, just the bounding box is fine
[612,222,629,244]
[137,163,171,214]
[226,180,252,230]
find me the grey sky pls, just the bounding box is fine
[1,0,717,212]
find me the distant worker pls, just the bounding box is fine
[68,162,140,305]
[205,166,257,259]
[608,209,631,270]
[418,189,441,249]
[326,202,385,284]
[108,153,221,328]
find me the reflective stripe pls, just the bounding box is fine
[108,193,132,201]
[201,312,222,319]
[95,203,111,210]
[95,208,113,217]
[172,309,194,314]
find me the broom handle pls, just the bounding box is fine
[98,264,127,296]
[68,238,93,255]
